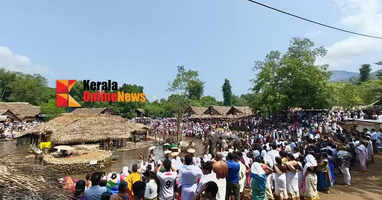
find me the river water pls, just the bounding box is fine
[0,137,203,199]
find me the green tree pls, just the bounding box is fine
[144,100,166,118]
[329,82,363,108]
[199,96,220,107]
[360,80,382,104]
[376,71,382,80]
[169,66,200,95]
[186,80,204,100]
[0,69,53,105]
[252,38,331,114]
[232,95,248,106]
[359,64,371,82]
[222,79,232,106]
[376,61,382,80]
[113,83,145,118]
[40,99,66,120]
[251,51,283,114]
[168,66,199,141]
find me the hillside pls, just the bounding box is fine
[330,69,382,82]
[330,70,359,81]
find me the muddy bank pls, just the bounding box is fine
[0,141,70,199]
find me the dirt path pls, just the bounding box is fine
[320,154,382,200]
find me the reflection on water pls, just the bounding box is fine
[104,145,164,173]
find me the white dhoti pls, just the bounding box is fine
[216,178,226,200]
[286,172,299,199]
[274,173,287,199]
[181,184,197,200]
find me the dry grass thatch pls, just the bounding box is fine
[227,106,253,115]
[0,102,40,120]
[71,107,114,115]
[16,114,148,144]
[204,106,231,115]
[189,114,249,120]
[186,106,208,115]
[370,98,382,106]
[189,114,223,119]
[0,109,9,115]
[0,109,20,121]
[136,108,145,113]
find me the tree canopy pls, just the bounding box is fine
[222,79,232,106]
[252,38,331,114]
[0,69,54,105]
[359,64,371,83]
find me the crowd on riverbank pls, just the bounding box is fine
[59,109,382,200]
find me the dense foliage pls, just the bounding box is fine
[222,79,233,106]
[252,38,332,114]
[0,69,54,105]
[251,38,381,114]
[359,64,372,83]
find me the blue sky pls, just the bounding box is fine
[1,0,381,100]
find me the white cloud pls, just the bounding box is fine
[317,0,382,71]
[0,46,48,74]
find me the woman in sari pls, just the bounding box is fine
[356,142,368,171]
[274,157,287,200]
[285,154,300,200]
[317,154,331,193]
[250,156,267,200]
[302,153,319,200]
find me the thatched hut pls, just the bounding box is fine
[185,106,208,116]
[340,119,382,133]
[363,98,382,111]
[16,114,149,150]
[0,109,20,121]
[136,108,146,117]
[189,114,224,120]
[226,106,253,116]
[204,106,231,115]
[0,102,40,121]
[71,107,116,115]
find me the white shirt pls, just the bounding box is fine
[196,172,218,193]
[268,149,280,168]
[157,171,177,200]
[179,165,203,200]
[179,165,203,186]
[144,179,158,199]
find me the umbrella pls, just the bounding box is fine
[54,145,75,151]
[187,148,196,154]
[148,146,155,151]
[164,150,172,155]
[171,152,180,157]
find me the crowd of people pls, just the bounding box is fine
[0,119,41,139]
[62,153,220,200]
[61,109,382,200]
